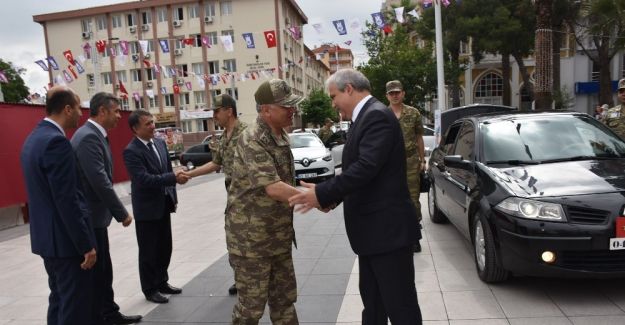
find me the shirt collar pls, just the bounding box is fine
[352,95,372,123]
[44,117,65,136]
[87,119,108,138]
[137,137,154,147]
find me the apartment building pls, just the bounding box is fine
[33,0,329,134]
[311,44,354,74]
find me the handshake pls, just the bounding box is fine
[175,169,192,185]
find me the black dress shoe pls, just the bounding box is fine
[145,292,169,304]
[413,241,422,253]
[104,313,143,324]
[228,283,237,295]
[159,283,182,294]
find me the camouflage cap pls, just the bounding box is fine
[204,94,236,111]
[619,78,625,90]
[254,79,302,106]
[386,80,403,93]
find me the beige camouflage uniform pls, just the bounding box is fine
[226,116,298,324]
[398,104,424,221]
[317,126,333,144]
[604,104,625,139]
[212,121,247,191]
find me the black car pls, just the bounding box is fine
[427,111,625,282]
[179,143,212,168]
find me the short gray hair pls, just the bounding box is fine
[325,69,371,92]
[89,92,120,117]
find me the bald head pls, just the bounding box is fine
[46,86,79,116]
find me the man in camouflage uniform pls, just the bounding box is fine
[605,78,625,139]
[227,79,302,324]
[386,80,426,253]
[183,93,246,295]
[317,118,334,145]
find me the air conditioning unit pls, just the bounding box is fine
[144,53,151,59]
[204,16,213,24]
[141,24,149,31]
[146,81,153,87]
[81,32,90,39]
[131,54,139,61]
[174,49,183,56]
[176,79,184,85]
[173,20,182,27]
[129,26,136,33]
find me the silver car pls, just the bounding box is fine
[289,133,335,182]
[423,125,437,157]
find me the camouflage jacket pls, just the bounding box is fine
[225,116,295,257]
[605,104,625,139]
[212,121,247,191]
[396,104,424,158]
[318,127,334,144]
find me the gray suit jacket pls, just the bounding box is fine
[71,121,128,228]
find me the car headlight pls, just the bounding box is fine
[495,197,566,222]
[322,154,332,161]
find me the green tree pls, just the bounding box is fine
[359,23,437,115]
[0,59,29,103]
[299,88,336,127]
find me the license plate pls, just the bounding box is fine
[297,173,317,179]
[609,238,625,250]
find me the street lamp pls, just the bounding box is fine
[221,66,236,100]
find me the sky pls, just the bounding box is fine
[0,0,385,95]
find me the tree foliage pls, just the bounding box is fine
[0,59,29,103]
[299,88,337,127]
[358,22,437,115]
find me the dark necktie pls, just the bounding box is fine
[147,141,162,169]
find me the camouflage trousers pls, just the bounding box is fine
[229,252,298,325]
[406,154,422,222]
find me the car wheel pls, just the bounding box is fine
[472,213,509,283]
[428,183,448,223]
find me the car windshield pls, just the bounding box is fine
[482,115,625,163]
[289,134,324,149]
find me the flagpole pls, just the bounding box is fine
[434,0,446,140]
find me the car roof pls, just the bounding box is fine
[456,110,588,126]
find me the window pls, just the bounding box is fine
[176,64,188,77]
[142,11,151,25]
[134,97,144,109]
[182,120,193,133]
[120,97,129,110]
[146,40,154,53]
[223,59,236,72]
[474,72,503,98]
[148,96,158,108]
[188,4,199,18]
[194,34,203,47]
[194,91,206,105]
[192,63,204,75]
[206,32,218,45]
[592,61,600,82]
[453,122,475,161]
[175,38,184,49]
[101,72,113,85]
[96,16,107,30]
[87,74,95,88]
[208,61,220,74]
[179,93,190,105]
[131,69,142,82]
[210,89,222,101]
[111,15,122,28]
[225,88,238,99]
[164,94,175,106]
[81,19,92,33]
[102,46,110,58]
[127,14,136,26]
[116,71,127,83]
[196,120,207,132]
[205,2,216,17]
[157,8,167,23]
[175,7,184,21]
[221,30,234,43]
[441,123,461,155]
[145,68,155,81]
[220,1,232,15]
[130,42,139,54]
[460,41,469,55]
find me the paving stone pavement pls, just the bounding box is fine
[1,173,625,324]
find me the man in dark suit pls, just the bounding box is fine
[71,92,142,324]
[20,86,97,325]
[123,110,188,304]
[289,69,422,324]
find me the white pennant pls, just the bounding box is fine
[220,35,234,52]
[138,40,149,55]
[395,7,405,23]
[146,89,155,99]
[407,9,420,20]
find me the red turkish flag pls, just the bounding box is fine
[383,25,393,34]
[63,50,76,65]
[143,59,151,68]
[173,84,180,94]
[118,80,128,95]
[95,40,107,53]
[67,65,78,79]
[182,38,194,46]
[264,30,277,48]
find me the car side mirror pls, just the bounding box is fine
[444,155,473,170]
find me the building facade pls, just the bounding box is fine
[33,0,329,136]
[311,44,354,74]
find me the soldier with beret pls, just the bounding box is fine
[227,79,302,324]
[386,80,426,252]
[318,117,335,145]
[605,78,625,139]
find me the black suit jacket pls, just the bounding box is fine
[123,137,177,221]
[316,97,418,256]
